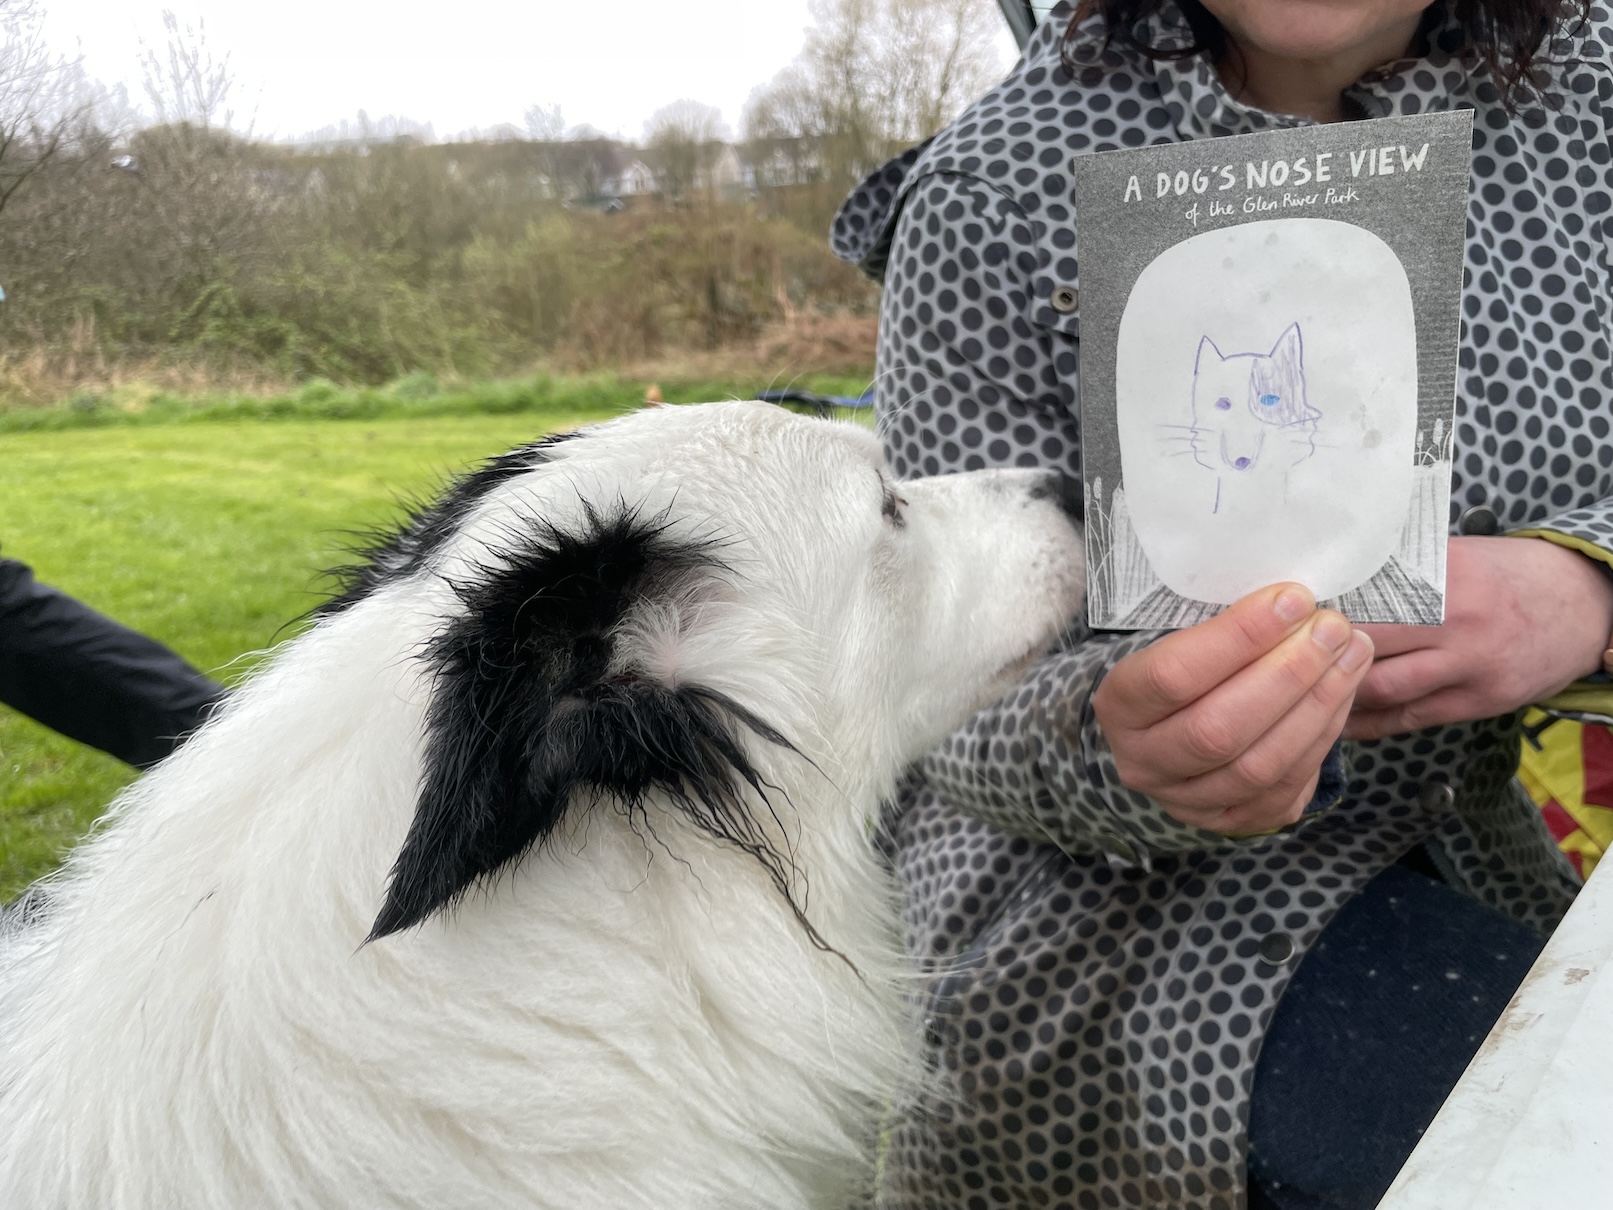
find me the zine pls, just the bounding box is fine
[1072,110,1472,628]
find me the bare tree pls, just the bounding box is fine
[139,10,235,131]
[644,99,727,204]
[291,111,433,149]
[523,103,565,143]
[116,12,274,308]
[742,0,1002,187]
[884,0,1003,141]
[741,67,824,188]
[523,102,566,199]
[0,0,86,218]
[80,78,140,145]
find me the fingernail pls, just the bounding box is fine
[1336,630,1374,673]
[1310,612,1352,652]
[1274,586,1314,624]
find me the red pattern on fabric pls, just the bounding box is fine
[1582,724,1613,808]
[1540,797,1580,843]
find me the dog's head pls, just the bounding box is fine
[324,401,1084,941]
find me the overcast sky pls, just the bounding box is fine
[40,0,1017,142]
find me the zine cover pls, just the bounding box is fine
[1072,110,1473,629]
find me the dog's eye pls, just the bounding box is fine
[881,485,907,528]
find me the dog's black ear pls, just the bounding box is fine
[367,503,796,942]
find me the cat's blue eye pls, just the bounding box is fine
[1259,393,1281,407]
[1214,397,1232,410]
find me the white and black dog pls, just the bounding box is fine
[0,400,1083,1208]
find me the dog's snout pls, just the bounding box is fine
[1031,471,1084,525]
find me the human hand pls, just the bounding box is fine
[1093,583,1374,833]
[1346,536,1613,740]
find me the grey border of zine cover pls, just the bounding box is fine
[1073,110,1473,629]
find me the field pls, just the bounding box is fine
[0,399,666,899]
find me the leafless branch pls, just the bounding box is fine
[0,0,89,218]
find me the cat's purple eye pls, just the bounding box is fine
[1214,397,1232,410]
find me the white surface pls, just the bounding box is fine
[1116,218,1418,603]
[1378,858,1613,1209]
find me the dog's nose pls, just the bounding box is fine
[1032,471,1084,525]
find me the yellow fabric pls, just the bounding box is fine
[1509,527,1613,570]
[1537,682,1613,721]
[1517,708,1613,878]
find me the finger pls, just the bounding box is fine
[1354,623,1443,658]
[1352,647,1458,710]
[1217,633,1368,797]
[1154,631,1369,814]
[1204,768,1326,836]
[1098,583,1317,731]
[1164,757,1325,835]
[1177,689,1355,834]
[1134,611,1356,783]
[1211,695,1355,833]
[1345,685,1479,741]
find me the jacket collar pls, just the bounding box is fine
[1061,1,1473,137]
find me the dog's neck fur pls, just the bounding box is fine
[0,587,911,1209]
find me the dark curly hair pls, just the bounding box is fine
[1065,0,1593,106]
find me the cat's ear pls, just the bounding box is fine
[1270,323,1303,364]
[1194,335,1225,369]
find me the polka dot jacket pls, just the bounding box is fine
[831,4,1607,1208]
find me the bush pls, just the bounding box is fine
[0,132,877,396]
[467,205,869,365]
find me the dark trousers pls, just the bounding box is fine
[1247,861,1546,1210]
[0,557,226,768]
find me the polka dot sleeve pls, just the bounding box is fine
[920,628,1289,862]
[879,174,1315,859]
[1512,507,1613,573]
[875,172,1078,477]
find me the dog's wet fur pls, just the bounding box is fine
[0,401,1084,1208]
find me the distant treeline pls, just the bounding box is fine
[0,123,880,385]
[0,0,1004,394]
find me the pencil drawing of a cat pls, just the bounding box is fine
[1162,322,1322,513]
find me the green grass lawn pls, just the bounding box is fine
[0,408,625,900]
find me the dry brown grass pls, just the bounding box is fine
[612,312,878,387]
[0,346,292,412]
[0,312,877,414]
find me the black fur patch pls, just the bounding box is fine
[368,501,811,944]
[319,431,580,617]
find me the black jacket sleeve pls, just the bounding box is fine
[0,556,225,768]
